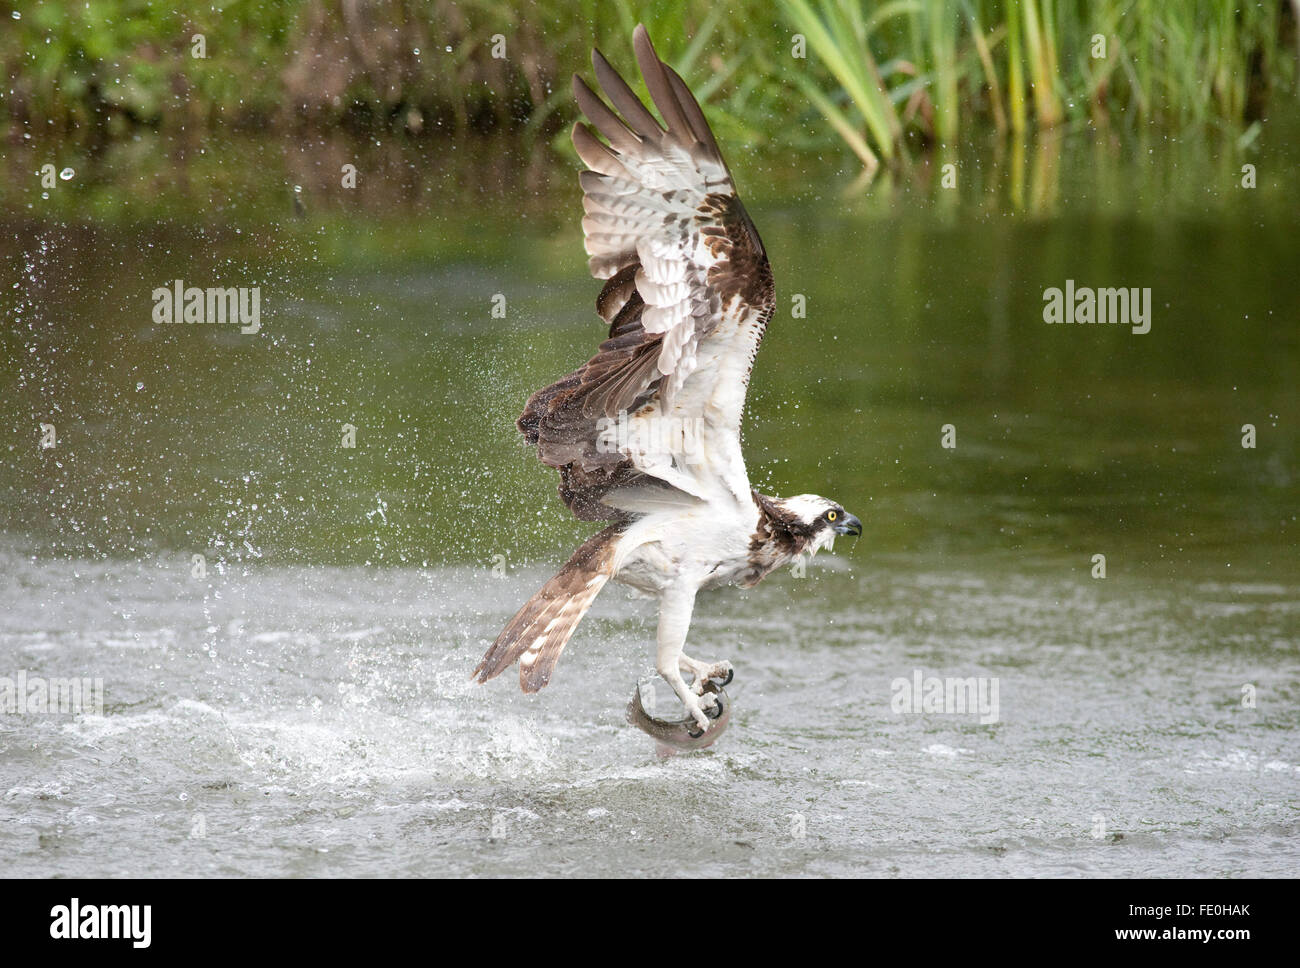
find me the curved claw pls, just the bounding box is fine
[705,695,724,720]
[686,726,705,739]
[718,668,734,687]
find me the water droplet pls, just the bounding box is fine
[59,167,74,181]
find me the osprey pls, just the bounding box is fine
[473,25,860,732]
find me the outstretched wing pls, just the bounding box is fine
[520,25,775,520]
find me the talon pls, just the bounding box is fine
[705,696,724,720]
[717,668,734,687]
[687,726,705,738]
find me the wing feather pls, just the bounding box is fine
[472,527,622,692]
[631,27,694,143]
[592,47,664,139]
[518,24,776,520]
[573,25,773,395]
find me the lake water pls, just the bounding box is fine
[1,128,1297,876]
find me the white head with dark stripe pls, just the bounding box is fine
[753,492,862,559]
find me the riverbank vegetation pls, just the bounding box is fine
[3,1,1296,177]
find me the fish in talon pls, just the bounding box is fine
[627,678,731,753]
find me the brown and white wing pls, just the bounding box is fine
[573,26,774,417]
[519,25,775,517]
[514,26,769,517]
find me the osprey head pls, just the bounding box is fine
[779,494,862,545]
[755,492,862,559]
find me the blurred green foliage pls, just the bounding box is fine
[3,1,295,132]
[1,0,1296,170]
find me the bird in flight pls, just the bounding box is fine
[473,25,860,732]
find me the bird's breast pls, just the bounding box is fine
[613,508,756,595]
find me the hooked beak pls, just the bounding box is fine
[833,512,862,537]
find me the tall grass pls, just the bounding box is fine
[2,0,1294,175]
[778,0,1295,174]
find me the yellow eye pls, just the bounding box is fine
[827,510,837,521]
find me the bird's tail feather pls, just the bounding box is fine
[472,526,622,692]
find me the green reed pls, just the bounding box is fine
[2,0,1293,176]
